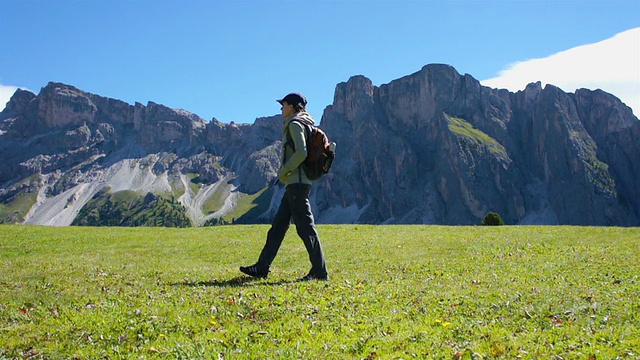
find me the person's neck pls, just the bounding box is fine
[285,111,301,120]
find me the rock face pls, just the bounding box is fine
[1,64,639,226]
[0,82,283,226]
[318,64,639,225]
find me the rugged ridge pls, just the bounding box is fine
[319,65,639,225]
[0,82,282,226]
[1,64,638,226]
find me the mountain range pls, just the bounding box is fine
[1,64,638,226]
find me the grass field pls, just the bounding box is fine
[0,225,638,359]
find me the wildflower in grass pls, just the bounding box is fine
[491,342,505,356]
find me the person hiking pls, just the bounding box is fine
[240,92,328,281]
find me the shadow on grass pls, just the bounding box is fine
[172,276,296,288]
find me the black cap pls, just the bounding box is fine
[277,93,307,108]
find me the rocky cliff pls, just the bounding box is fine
[0,82,282,226]
[319,64,639,225]
[1,64,638,226]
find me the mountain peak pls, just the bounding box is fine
[4,88,36,115]
[2,64,639,226]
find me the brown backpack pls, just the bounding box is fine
[287,120,335,180]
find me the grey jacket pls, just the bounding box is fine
[280,111,315,186]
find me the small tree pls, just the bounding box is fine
[482,212,504,226]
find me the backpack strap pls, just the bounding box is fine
[284,120,311,183]
[285,119,309,152]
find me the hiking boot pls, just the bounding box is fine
[298,273,329,282]
[239,264,268,278]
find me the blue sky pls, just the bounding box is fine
[1,0,639,122]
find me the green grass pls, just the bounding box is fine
[221,187,272,223]
[188,173,203,195]
[445,115,509,160]
[0,192,38,224]
[1,225,638,359]
[202,182,233,216]
[169,174,186,199]
[0,174,41,224]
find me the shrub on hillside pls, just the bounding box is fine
[482,212,505,226]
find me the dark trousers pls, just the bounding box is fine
[257,184,327,277]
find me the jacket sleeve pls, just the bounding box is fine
[281,121,307,174]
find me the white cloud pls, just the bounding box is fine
[481,27,640,117]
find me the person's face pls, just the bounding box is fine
[281,101,295,119]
